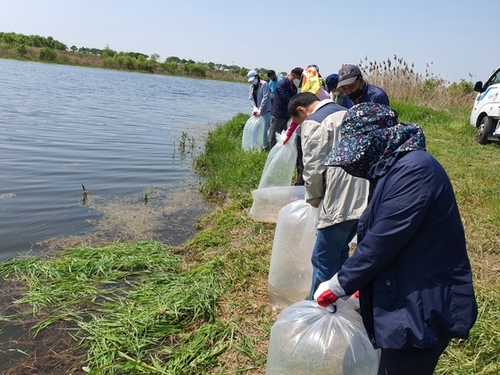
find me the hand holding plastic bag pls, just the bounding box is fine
[252,106,261,116]
[314,280,338,312]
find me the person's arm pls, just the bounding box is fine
[258,81,269,112]
[248,85,257,109]
[276,80,293,102]
[375,91,390,106]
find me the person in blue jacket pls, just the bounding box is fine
[266,69,281,104]
[247,70,271,148]
[336,64,390,108]
[314,102,477,375]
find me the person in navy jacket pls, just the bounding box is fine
[315,102,477,375]
[336,64,389,109]
[269,67,303,148]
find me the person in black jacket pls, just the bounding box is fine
[269,67,303,149]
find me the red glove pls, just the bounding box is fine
[283,120,299,145]
[314,281,339,310]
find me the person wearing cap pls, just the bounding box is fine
[266,69,281,104]
[325,73,345,105]
[336,64,389,108]
[287,92,369,299]
[247,69,271,148]
[314,102,477,375]
[269,67,303,149]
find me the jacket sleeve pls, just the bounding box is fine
[258,81,269,111]
[301,119,328,206]
[375,91,390,106]
[333,162,431,295]
[248,85,256,109]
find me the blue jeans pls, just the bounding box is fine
[309,220,358,299]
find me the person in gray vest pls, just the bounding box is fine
[288,92,369,298]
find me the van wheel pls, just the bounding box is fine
[477,116,494,145]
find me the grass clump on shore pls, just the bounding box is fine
[1,96,500,374]
[0,241,237,374]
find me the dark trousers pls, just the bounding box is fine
[378,340,450,375]
[294,135,304,186]
[269,115,289,148]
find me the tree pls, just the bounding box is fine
[39,47,57,61]
[166,56,180,64]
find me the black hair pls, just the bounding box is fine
[288,92,319,117]
[267,69,276,78]
[291,67,303,76]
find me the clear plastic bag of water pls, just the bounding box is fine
[242,115,265,151]
[266,300,380,375]
[248,186,305,223]
[258,130,297,189]
[268,200,317,310]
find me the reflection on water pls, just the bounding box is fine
[0,59,249,260]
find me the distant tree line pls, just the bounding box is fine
[0,32,281,81]
[0,31,67,50]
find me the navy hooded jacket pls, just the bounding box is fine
[337,150,477,349]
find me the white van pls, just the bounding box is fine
[470,66,500,144]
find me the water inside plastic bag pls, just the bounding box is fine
[258,130,297,188]
[242,115,265,151]
[266,300,380,375]
[248,186,305,223]
[268,200,317,310]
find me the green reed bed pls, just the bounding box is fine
[0,241,236,374]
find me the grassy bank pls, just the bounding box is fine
[1,105,499,374]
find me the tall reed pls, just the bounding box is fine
[358,55,475,110]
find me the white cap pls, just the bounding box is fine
[247,70,257,82]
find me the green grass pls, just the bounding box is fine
[1,105,500,374]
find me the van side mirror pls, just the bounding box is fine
[473,81,484,93]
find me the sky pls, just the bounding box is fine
[1,0,499,84]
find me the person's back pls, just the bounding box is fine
[301,102,367,229]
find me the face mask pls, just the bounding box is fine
[348,87,364,102]
[252,78,259,86]
[293,78,301,87]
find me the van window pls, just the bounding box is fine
[486,69,500,88]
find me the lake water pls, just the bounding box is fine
[0,59,250,261]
